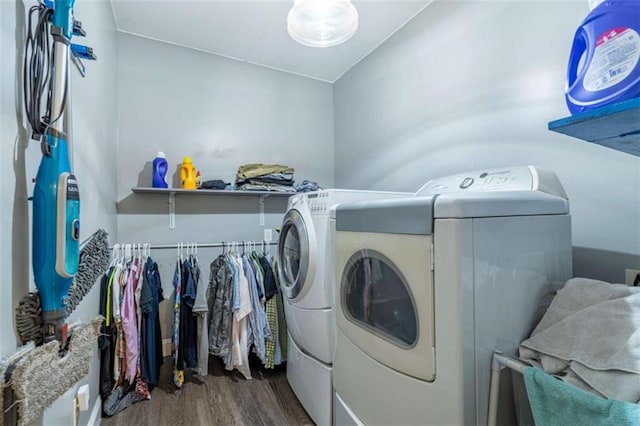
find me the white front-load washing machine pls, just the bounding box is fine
[331,166,573,426]
[277,189,409,426]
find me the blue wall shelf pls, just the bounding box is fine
[548,97,640,157]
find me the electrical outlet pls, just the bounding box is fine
[625,269,640,286]
[76,384,90,411]
[263,228,273,242]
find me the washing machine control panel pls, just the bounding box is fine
[415,165,566,199]
[307,192,330,214]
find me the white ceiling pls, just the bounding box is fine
[110,0,432,82]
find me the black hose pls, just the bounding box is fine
[23,2,54,140]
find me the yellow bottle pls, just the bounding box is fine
[180,156,197,190]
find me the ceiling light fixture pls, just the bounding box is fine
[287,0,359,48]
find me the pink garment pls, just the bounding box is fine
[121,259,140,383]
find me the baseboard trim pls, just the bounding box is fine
[88,396,101,426]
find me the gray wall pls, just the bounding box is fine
[0,0,118,423]
[116,32,334,340]
[334,0,640,281]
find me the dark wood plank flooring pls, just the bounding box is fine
[102,356,313,425]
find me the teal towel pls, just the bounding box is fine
[524,367,640,426]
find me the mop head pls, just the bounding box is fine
[1,343,35,426]
[14,293,43,346]
[14,229,109,346]
[9,317,102,426]
[65,229,110,316]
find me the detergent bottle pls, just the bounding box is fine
[152,152,168,188]
[565,0,640,114]
[180,157,197,189]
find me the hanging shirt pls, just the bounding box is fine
[181,259,198,369]
[172,261,184,388]
[250,253,265,301]
[99,268,117,399]
[208,255,234,362]
[264,297,277,369]
[260,255,277,301]
[122,259,141,384]
[192,260,209,376]
[228,255,251,379]
[140,257,164,386]
[114,266,128,383]
[242,255,272,364]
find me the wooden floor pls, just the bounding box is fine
[102,356,313,426]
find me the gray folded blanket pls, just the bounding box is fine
[519,277,640,403]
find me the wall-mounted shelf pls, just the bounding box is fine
[130,187,293,229]
[131,187,294,197]
[548,97,640,157]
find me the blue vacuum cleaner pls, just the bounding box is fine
[24,0,96,342]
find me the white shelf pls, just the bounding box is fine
[131,187,294,197]
[130,187,291,229]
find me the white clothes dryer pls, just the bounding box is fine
[331,166,573,426]
[277,189,409,426]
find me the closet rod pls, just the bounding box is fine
[110,241,278,250]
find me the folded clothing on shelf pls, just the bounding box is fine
[295,180,322,193]
[235,164,296,192]
[237,183,297,192]
[200,179,230,190]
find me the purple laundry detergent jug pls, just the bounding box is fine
[566,0,640,114]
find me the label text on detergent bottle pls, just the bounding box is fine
[584,27,640,91]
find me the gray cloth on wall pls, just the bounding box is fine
[519,278,640,403]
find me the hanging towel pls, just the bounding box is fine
[519,278,640,402]
[523,367,640,426]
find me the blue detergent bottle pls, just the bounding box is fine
[566,0,640,114]
[152,151,168,188]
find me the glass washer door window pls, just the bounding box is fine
[277,209,310,300]
[342,249,418,348]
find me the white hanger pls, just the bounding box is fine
[117,244,125,267]
[109,244,120,268]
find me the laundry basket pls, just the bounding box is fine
[488,352,640,426]
[488,352,534,426]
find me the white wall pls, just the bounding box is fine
[1,0,118,423]
[334,0,640,281]
[116,32,334,339]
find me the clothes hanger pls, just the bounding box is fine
[109,244,120,268]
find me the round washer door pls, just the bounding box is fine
[278,208,315,301]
